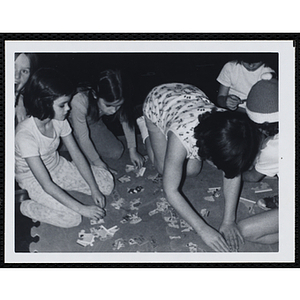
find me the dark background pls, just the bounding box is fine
[37,52,278,134]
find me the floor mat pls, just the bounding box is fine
[28,137,279,254]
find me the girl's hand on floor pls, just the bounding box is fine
[219,222,244,252]
[198,225,230,252]
[129,148,145,169]
[81,205,106,220]
[91,190,106,208]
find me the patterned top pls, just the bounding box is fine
[143,83,220,160]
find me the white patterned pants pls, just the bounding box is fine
[18,156,114,228]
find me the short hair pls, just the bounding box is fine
[23,68,74,120]
[256,121,279,137]
[194,111,261,178]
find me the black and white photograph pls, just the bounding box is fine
[4,39,295,264]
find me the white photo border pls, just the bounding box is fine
[4,38,296,264]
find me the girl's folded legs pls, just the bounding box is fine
[20,200,82,228]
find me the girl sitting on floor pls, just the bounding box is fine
[15,68,114,228]
[137,83,261,252]
[216,53,276,111]
[69,69,144,171]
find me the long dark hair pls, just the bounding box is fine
[78,69,135,128]
[15,53,39,107]
[194,111,262,178]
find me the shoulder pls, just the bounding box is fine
[52,119,72,132]
[71,91,89,108]
[15,118,38,149]
[15,117,34,136]
[222,61,239,70]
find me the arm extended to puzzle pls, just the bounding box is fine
[163,133,230,252]
[219,175,244,251]
[62,133,106,208]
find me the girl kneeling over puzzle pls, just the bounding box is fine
[15,68,114,228]
[137,83,261,252]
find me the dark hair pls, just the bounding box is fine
[78,69,135,128]
[15,53,39,106]
[15,53,39,73]
[23,68,74,120]
[234,53,278,73]
[256,121,279,137]
[194,111,261,178]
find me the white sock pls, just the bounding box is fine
[136,116,149,144]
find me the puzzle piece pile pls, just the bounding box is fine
[77,225,120,247]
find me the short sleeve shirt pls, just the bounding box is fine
[143,83,222,160]
[15,117,72,181]
[255,134,279,177]
[217,61,274,108]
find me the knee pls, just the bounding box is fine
[108,142,124,160]
[64,213,82,228]
[237,219,256,242]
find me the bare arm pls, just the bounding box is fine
[70,94,107,168]
[243,168,265,182]
[217,84,241,110]
[163,132,229,252]
[219,174,244,251]
[25,155,105,219]
[121,121,144,168]
[62,133,106,208]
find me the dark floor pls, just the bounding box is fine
[15,135,279,254]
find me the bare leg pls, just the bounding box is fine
[144,116,167,174]
[238,208,278,244]
[144,136,155,166]
[186,159,202,177]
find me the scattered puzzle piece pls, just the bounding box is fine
[180,219,193,232]
[129,198,141,210]
[200,208,210,217]
[127,186,144,194]
[125,165,146,177]
[87,225,119,242]
[149,208,160,216]
[147,173,163,184]
[135,167,146,177]
[207,187,221,193]
[204,196,215,202]
[111,197,125,210]
[239,197,256,214]
[120,213,142,224]
[186,242,198,252]
[112,238,126,250]
[125,164,136,173]
[118,174,131,183]
[90,218,105,225]
[77,230,95,247]
[252,182,272,193]
[129,213,142,224]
